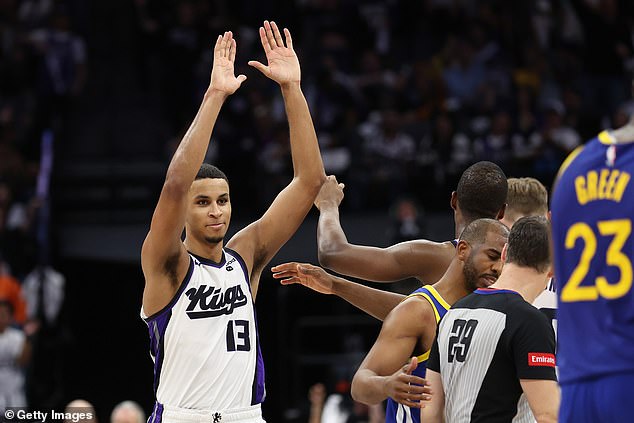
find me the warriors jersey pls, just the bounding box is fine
[385,285,450,423]
[142,248,265,417]
[551,131,634,384]
[427,289,557,423]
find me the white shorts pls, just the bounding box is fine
[158,404,265,423]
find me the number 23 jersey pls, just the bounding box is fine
[551,132,634,384]
[141,248,265,411]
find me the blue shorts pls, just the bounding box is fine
[560,371,634,423]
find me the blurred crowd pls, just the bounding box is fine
[1,0,634,417]
[131,0,634,211]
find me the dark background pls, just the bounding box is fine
[1,0,634,421]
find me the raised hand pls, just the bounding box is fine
[248,21,300,86]
[271,262,334,295]
[314,175,345,210]
[382,357,431,408]
[208,31,247,96]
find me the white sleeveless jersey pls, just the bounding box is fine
[142,248,265,414]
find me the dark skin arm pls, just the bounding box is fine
[271,262,406,321]
[351,296,436,407]
[227,21,326,299]
[315,176,455,283]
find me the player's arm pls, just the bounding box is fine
[420,369,445,423]
[141,32,246,315]
[227,22,325,297]
[317,195,454,283]
[272,262,406,320]
[513,311,559,423]
[520,379,559,423]
[351,297,435,406]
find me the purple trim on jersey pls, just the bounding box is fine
[148,402,163,423]
[475,288,521,296]
[144,258,195,322]
[148,310,172,395]
[223,247,266,405]
[224,247,250,282]
[451,238,458,248]
[189,251,226,267]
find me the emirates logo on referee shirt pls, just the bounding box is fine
[528,352,556,367]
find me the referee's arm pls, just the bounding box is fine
[421,369,445,423]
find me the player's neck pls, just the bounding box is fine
[183,237,224,263]
[490,264,549,303]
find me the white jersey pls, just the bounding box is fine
[0,327,26,409]
[142,248,265,416]
[532,278,557,337]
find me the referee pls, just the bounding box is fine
[422,216,559,423]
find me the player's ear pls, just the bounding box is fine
[501,243,508,262]
[456,240,471,262]
[450,191,458,211]
[496,203,507,221]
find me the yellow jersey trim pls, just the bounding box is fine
[556,145,585,181]
[598,130,615,145]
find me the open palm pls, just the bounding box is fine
[248,21,300,85]
[271,262,333,295]
[209,31,247,95]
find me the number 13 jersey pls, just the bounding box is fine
[141,248,265,412]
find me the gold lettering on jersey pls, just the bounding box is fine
[575,169,630,205]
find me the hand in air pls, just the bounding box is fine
[208,31,247,96]
[248,21,300,86]
[314,175,345,210]
[383,357,432,408]
[271,262,333,295]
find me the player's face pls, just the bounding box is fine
[463,231,506,291]
[187,178,232,245]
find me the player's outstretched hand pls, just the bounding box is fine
[208,31,247,97]
[248,21,300,87]
[271,262,333,295]
[314,175,345,210]
[382,357,432,409]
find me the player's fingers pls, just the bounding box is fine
[257,26,270,53]
[279,277,300,285]
[400,383,431,395]
[271,262,299,272]
[270,21,284,47]
[214,34,222,53]
[247,60,269,75]
[263,21,276,50]
[271,270,297,279]
[229,38,237,62]
[283,28,293,50]
[339,183,345,189]
[220,31,230,57]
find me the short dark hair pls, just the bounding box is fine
[459,218,509,246]
[457,161,507,221]
[195,164,228,182]
[506,216,551,273]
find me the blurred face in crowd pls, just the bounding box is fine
[0,303,11,333]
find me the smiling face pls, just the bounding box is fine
[185,178,232,246]
[461,230,507,291]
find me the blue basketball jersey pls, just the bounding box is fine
[385,285,450,423]
[551,131,634,385]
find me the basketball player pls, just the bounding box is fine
[551,124,634,422]
[273,219,509,423]
[422,216,558,423]
[502,177,556,333]
[141,23,325,422]
[294,162,507,322]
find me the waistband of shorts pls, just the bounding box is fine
[156,403,264,423]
